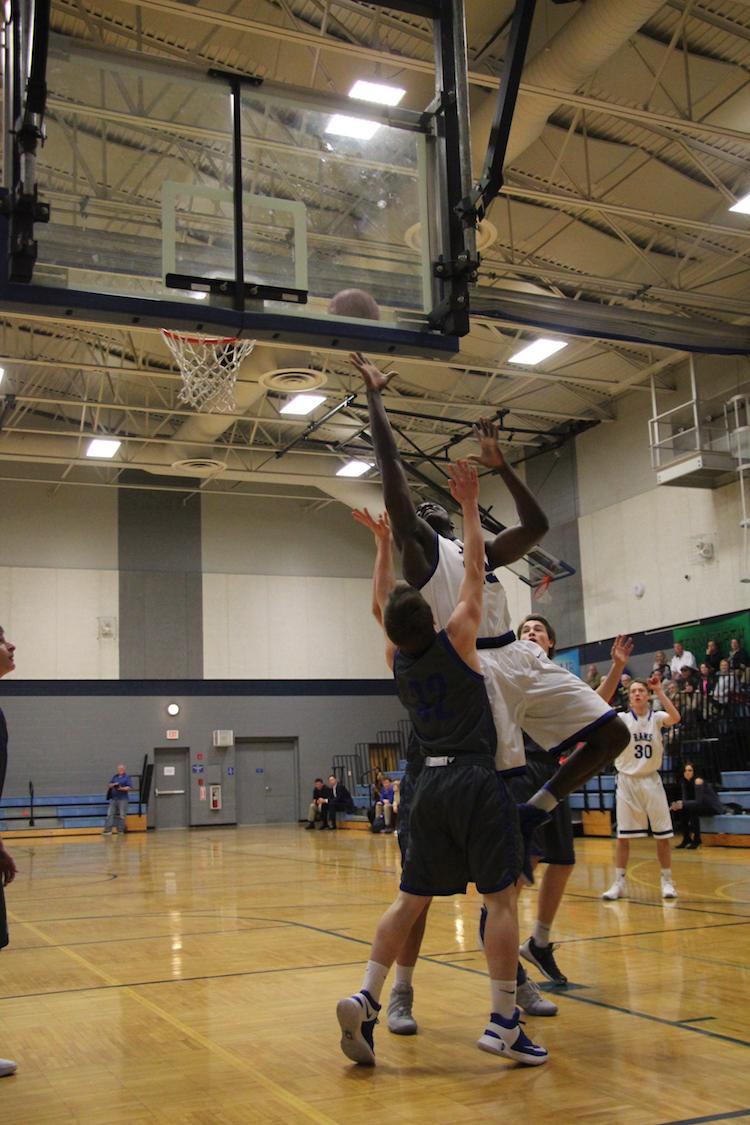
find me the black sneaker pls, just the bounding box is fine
[520,936,568,987]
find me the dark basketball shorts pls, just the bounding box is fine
[0,881,8,950]
[400,757,523,897]
[509,752,576,867]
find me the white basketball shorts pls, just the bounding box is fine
[615,772,673,839]
[480,639,616,776]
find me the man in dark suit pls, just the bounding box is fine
[325,774,354,829]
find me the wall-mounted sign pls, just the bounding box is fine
[192,764,204,775]
[199,785,206,800]
[166,729,179,740]
[196,752,204,761]
[163,766,176,777]
[227,766,235,776]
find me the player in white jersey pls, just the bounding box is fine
[602,676,681,902]
[352,351,630,812]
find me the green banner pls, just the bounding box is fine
[674,610,750,663]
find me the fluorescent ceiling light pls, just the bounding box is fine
[325,114,380,141]
[348,79,405,106]
[336,459,372,478]
[508,338,568,366]
[280,393,326,416]
[86,438,121,459]
[0,367,4,384]
[729,192,750,214]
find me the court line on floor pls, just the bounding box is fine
[563,890,750,921]
[5,911,338,1125]
[657,1110,750,1124]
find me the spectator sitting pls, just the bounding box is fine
[670,762,725,849]
[305,778,331,830]
[324,774,354,830]
[585,664,602,690]
[652,651,671,682]
[670,642,697,681]
[728,637,749,672]
[614,673,632,711]
[375,776,396,833]
[664,680,679,703]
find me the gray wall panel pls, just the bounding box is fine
[119,490,203,678]
[1,691,406,822]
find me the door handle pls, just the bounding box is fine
[155,788,185,796]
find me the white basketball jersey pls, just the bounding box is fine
[615,709,669,776]
[418,533,512,640]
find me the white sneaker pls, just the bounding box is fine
[0,1058,18,1077]
[661,879,677,899]
[602,880,626,900]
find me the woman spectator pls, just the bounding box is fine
[697,662,714,721]
[711,659,733,714]
[670,762,724,849]
[652,651,671,682]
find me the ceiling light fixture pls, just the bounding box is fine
[348,80,406,106]
[508,338,568,366]
[166,702,180,716]
[86,438,121,459]
[280,393,326,416]
[729,192,750,215]
[336,459,373,478]
[0,366,4,385]
[325,114,380,141]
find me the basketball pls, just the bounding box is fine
[328,288,381,321]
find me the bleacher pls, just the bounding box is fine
[0,791,146,836]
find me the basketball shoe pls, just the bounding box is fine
[477,1009,548,1065]
[520,936,568,987]
[0,1058,17,1078]
[336,990,380,1065]
[387,983,417,1035]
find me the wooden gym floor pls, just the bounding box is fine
[1,827,748,1125]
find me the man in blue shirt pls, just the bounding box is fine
[103,765,134,835]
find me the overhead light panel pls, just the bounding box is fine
[86,438,121,459]
[729,192,750,215]
[280,394,326,416]
[325,114,380,141]
[508,338,568,366]
[336,459,372,478]
[348,80,406,106]
[0,367,4,385]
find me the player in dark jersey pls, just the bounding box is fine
[337,463,547,1069]
[0,625,18,1078]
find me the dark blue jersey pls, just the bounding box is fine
[0,708,7,800]
[394,630,496,760]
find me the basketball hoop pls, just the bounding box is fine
[162,330,256,413]
[531,574,553,605]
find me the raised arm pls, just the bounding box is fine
[352,508,395,626]
[445,461,483,670]
[650,674,681,726]
[350,353,434,584]
[469,418,549,568]
[597,635,634,703]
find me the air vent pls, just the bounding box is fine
[171,458,225,476]
[260,368,327,392]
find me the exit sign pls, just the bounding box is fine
[166,729,179,740]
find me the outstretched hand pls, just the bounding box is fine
[350,352,397,393]
[610,634,634,665]
[647,672,662,690]
[448,460,479,506]
[352,507,391,542]
[468,417,505,471]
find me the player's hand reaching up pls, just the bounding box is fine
[350,352,397,393]
[352,508,391,542]
[448,459,478,507]
[469,417,506,470]
[610,634,634,667]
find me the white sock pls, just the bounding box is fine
[394,964,415,988]
[615,868,626,883]
[528,785,558,814]
[490,979,517,1021]
[660,868,673,883]
[532,920,551,948]
[361,960,388,1006]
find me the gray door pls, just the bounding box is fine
[153,748,190,828]
[236,740,298,824]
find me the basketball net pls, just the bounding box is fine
[162,330,256,413]
[531,574,553,605]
